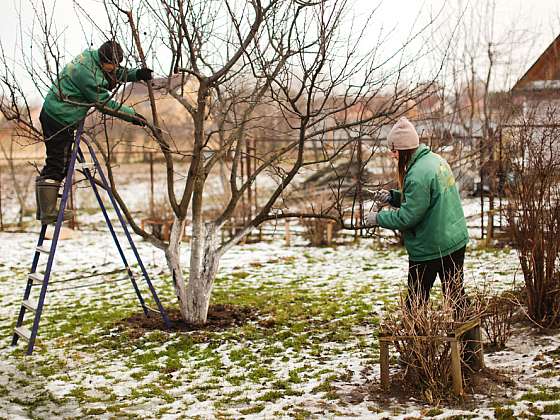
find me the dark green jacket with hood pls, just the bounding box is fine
[43,49,140,126]
[377,144,468,261]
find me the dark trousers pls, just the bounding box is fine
[39,109,76,181]
[406,246,467,312]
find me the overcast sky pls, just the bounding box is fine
[1,0,559,102]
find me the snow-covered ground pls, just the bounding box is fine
[0,223,559,419]
[0,163,558,418]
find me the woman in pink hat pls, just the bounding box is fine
[366,117,469,310]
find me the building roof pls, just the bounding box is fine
[513,34,560,92]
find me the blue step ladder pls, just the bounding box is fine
[12,120,171,355]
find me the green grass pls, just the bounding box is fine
[256,390,284,402]
[521,387,560,402]
[239,404,265,415]
[543,403,560,415]
[493,406,515,419]
[423,408,444,417]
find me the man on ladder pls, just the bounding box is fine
[12,40,170,355]
[36,40,152,224]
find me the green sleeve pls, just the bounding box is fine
[116,67,139,83]
[74,69,136,121]
[377,179,430,231]
[389,189,401,207]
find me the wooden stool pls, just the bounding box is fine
[379,318,484,396]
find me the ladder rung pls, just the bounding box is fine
[22,299,37,312]
[36,246,50,255]
[14,326,31,341]
[145,305,161,314]
[79,162,95,171]
[28,273,44,284]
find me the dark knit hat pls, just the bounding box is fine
[98,41,124,64]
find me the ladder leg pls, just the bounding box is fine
[83,140,171,328]
[77,149,149,316]
[26,121,85,355]
[11,224,48,346]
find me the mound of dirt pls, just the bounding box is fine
[118,304,258,338]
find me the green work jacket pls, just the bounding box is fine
[43,49,139,126]
[377,144,468,261]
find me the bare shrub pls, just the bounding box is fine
[381,283,483,403]
[503,109,560,328]
[299,190,341,246]
[300,218,339,246]
[143,195,175,241]
[476,291,518,351]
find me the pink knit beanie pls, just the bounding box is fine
[387,117,419,150]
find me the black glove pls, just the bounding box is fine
[136,68,153,82]
[132,112,148,126]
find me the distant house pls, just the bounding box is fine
[512,33,560,116]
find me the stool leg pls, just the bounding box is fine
[380,340,390,390]
[450,338,463,396]
[472,324,485,370]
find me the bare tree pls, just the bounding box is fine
[429,0,530,238]
[1,0,445,324]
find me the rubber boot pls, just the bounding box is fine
[36,179,73,225]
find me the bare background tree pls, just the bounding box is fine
[420,0,538,241]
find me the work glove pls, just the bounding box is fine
[365,211,379,227]
[136,68,153,82]
[372,189,391,204]
[132,112,148,127]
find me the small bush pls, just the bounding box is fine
[477,291,518,350]
[300,218,339,246]
[381,287,483,403]
[504,110,560,328]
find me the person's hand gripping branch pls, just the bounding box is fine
[372,189,391,206]
[362,188,392,228]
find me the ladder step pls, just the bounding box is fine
[14,326,31,341]
[22,299,37,312]
[28,273,44,285]
[145,305,161,314]
[36,246,50,254]
[79,162,95,171]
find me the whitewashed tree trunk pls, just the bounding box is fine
[179,170,222,324]
[185,223,220,324]
[164,216,189,320]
